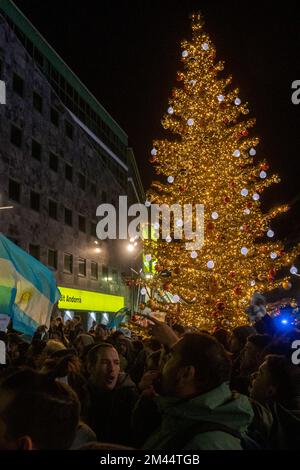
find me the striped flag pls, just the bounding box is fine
[0,234,60,336]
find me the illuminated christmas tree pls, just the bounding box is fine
[143,13,300,330]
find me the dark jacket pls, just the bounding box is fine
[86,373,139,446]
[251,400,300,450]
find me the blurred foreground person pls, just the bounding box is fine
[0,369,79,449]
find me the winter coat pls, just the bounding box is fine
[86,373,139,446]
[143,382,254,450]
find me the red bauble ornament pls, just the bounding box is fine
[224,196,230,203]
[174,267,180,275]
[246,202,253,208]
[216,301,225,311]
[207,221,215,230]
[241,130,248,137]
[261,163,269,171]
[242,224,249,232]
[149,156,157,164]
[229,271,236,278]
[229,181,236,188]
[163,282,171,291]
[233,286,242,296]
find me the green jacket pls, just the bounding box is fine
[143,382,254,450]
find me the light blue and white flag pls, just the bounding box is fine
[0,234,60,336]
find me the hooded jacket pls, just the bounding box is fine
[143,382,254,450]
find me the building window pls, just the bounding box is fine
[78,173,85,191]
[101,190,107,203]
[91,182,96,196]
[33,91,43,113]
[65,163,73,182]
[13,72,24,97]
[10,124,22,148]
[65,120,74,140]
[49,152,58,172]
[78,258,86,276]
[48,199,58,219]
[9,179,21,202]
[29,244,40,260]
[91,261,98,280]
[31,139,42,161]
[48,249,57,270]
[102,265,108,282]
[30,190,40,212]
[78,215,86,233]
[90,222,97,238]
[50,107,59,127]
[64,253,73,274]
[64,207,73,226]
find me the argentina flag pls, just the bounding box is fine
[0,233,60,336]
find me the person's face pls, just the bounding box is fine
[249,360,275,404]
[240,341,259,372]
[92,347,120,390]
[118,339,127,356]
[229,334,241,354]
[161,341,183,396]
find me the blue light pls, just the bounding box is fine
[281,319,288,325]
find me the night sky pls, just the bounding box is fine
[13,0,300,241]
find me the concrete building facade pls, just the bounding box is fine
[0,0,144,327]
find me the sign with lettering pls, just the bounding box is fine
[58,286,124,312]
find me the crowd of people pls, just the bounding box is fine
[0,312,300,450]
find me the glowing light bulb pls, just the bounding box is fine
[260,171,267,179]
[167,176,174,183]
[207,260,214,268]
[234,97,241,106]
[241,247,248,255]
[233,149,241,157]
[202,42,209,50]
[249,148,256,156]
[182,50,188,57]
[145,254,152,262]
[191,251,198,259]
[187,118,194,126]
[241,188,248,197]
[290,266,298,275]
[217,94,224,102]
[141,287,147,295]
[267,230,274,238]
[211,212,219,220]
[151,148,157,156]
[253,193,260,201]
[167,106,174,114]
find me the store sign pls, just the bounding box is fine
[58,287,124,312]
